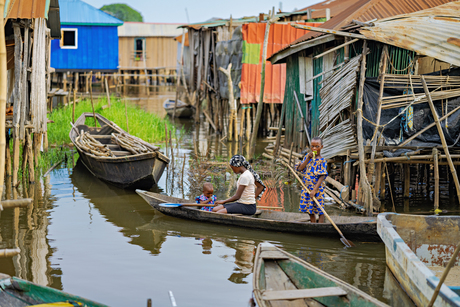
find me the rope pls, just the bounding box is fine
[386,52,417,73]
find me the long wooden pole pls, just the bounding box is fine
[282,161,355,247]
[427,242,460,307]
[174,29,186,118]
[273,100,286,156]
[422,76,460,202]
[0,0,6,197]
[88,71,97,127]
[219,63,235,141]
[356,41,373,216]
[433,148,439,210]
[248,9,279,160]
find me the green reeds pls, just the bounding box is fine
[48,96,175,145]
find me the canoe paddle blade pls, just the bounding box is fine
[340,237,355,248]
[159,203,183,207]
[159,203,211,208]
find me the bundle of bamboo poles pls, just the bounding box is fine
[111,133,154,155]
[75,131,114,157]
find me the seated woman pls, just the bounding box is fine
[213,155,266,215]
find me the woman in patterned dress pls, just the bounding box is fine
[296,137,328,223]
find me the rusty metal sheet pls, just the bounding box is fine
[270,0,456,63]
[359,1,460,66]
[4,0,49,19]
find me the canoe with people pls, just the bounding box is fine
[70,112,169,189]
[252,242,389,307]
[136,153,379,241]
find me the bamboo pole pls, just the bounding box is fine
[273,100,286,156]
[427,242,460,307]
[0,0,6,197]
[356,41,373,215]
[248,9,279,160]
[12,24,22,187]
[174,29,186,118]
[105,77,111,108]
[422,77,460,202]
[219,64,236,141]
[123,98,129,133]
[88,71,97,127]
[72,89,76,123]
[433,148,439,210]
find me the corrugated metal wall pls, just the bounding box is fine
[51,25,119,71]
[118,36,178,69]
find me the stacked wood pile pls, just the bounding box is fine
[75,131,114,157]
[111,133,155,155]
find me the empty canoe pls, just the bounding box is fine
[253,242,389,307]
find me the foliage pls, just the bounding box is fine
[47,96,175,145]
[100,3,143,22]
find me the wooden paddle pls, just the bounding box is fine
[159,203,217,208]
[283,161,355,248]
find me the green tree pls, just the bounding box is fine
[100,3,143,22]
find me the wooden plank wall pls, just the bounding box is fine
[118,37,178,69]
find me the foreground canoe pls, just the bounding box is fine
[0,273,106,306]
[253,242,388,307]
[163,99,194,118]
[378,213,460,307]
[70,113,169,189]
[135,190,380,241]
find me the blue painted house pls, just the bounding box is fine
[51,0,123,72]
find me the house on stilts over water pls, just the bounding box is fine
[267,0,460,214]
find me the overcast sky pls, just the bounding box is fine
[84,0,320,23]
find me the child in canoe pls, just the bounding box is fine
[213,155,266,215]
[296,137,328,223]
[195,182,217,211]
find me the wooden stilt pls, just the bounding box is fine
[422,77,460,202]
[404,164,410,198]
[433,148,439,210]
[33,132,41,167]
[63,72,67,105]
[26,130,34,182]
[0,6,6,195]
[246,107,251,141]
[248,9,279,160]
[43,131,48,152]
[343,150,351,201]
[356,41,373,215]
[380,165,386,200]
[5,132,11,177]
[12,138,19,186]
[273,100,286,156]
[72,89,76,123]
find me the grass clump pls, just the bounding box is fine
[48,97,175,145]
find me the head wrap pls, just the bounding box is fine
[229,155,266,200]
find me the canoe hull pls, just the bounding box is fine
[163,99,194,118]
[70,113,169,189]
[253,243,389,307]
[0,275,107,307]
[136,190,380,241]
[77,148,167,189]
[377,213,460,307]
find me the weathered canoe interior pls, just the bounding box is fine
[254,244,388,307]
[144,191,377,224]
[74,117,133,157]
[386,214,460,291]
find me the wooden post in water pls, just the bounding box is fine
[433,148,439,210]
[26,130,34,183]
[219,64,236,141]
[422,77,460,202]
[12,24,23,187]
[356,41,373,216]
[89,71,97,127]
[248,9,278,160]
[0,0,7,196]
[404,164,410,199]
[72,89,76,123]
[105,78,111,108]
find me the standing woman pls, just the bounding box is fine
[213,155,266,215]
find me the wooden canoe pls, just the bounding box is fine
[70,113,169,189]
[253,242,389,307]
[0,273,107,306]
[378,213,460,307]
[163,99,194,118]
[135,190,380,241]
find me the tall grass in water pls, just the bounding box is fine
[48,97,175,145]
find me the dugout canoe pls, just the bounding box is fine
[135,190,380,241]
[70,113,169,189]
[0,273,107,306]
[163,99,194,118]
[253,242,389,307]
[378,213,460,307]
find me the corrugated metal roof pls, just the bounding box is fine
[4,0,49,19]
[118,22,184,37]
[359,1,460,66]
[270,0,456,62]
[59,0,123,26]
[296,0,366,19]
